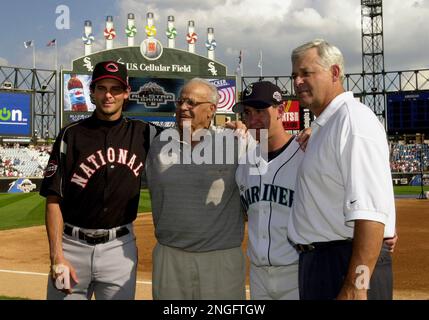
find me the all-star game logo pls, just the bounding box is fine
[129,82,175,108]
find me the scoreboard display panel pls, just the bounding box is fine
[386,91,429,134]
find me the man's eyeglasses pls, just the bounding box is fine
[175,98,214,108]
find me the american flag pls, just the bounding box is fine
[46,39,56,47]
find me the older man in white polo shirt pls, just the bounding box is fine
[288,39,396,300]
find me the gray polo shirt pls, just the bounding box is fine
[146,126,248,252]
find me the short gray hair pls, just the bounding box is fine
[291,39,345,82]
[184,78,220,105]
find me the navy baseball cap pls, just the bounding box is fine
[232,81,284,113]
[90,61,128,88]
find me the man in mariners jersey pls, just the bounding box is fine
[233,81,304,300]
[40,61,158,300]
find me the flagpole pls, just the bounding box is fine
[32,41,36,69]
[240,50,243,77]
[235,50,243,118]
[55,46,59,139]
[55,39,58,71]
[259,50,262,77]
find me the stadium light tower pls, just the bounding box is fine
[361,0,386,125]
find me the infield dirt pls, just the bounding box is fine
[0,199,428,300]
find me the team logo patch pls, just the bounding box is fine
[44,160,58,178]
[105,62,119,73]
[273,91,282,102]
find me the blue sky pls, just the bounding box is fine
[1,0,429,75]
[0,0,118,69]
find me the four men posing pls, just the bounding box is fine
[40,38,397,300]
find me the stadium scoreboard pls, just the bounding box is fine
[386,91,429,134]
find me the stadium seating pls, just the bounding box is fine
[390,143,429,173]
[0,144,51,177]
[0,143,428,177]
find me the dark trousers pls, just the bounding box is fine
[298,242,393,300]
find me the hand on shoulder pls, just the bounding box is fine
[224,120,248,138]
[295,127,312,151]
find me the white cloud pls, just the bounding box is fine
[291,8,325,29]
[0,57,8,66]
[115,0,296,75]
[383,0,429,71]
[52,0,429,76]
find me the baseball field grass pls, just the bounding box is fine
[0,192,45,230]
[393,185,429,195]
[0,295,29,300]
[0,186,427,230]
[0,190,152,230]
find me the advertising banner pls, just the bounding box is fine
[62,73,236,125]
[0,91,32,137]
[63,74,93,112]
[72,47,227,78]
[129,116,176,128]
[281,100,300,131]
[209,78,236,114]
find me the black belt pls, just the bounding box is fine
[64,224,129,245]
[294,239,352,253]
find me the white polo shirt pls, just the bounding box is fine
[288,91,396,244]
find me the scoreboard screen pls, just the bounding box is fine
[386,91,429,134]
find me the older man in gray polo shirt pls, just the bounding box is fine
[146,78,251,300]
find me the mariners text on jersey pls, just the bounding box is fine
[71,147,144,188]
[235,138,303,267]
[240,183,295,211]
